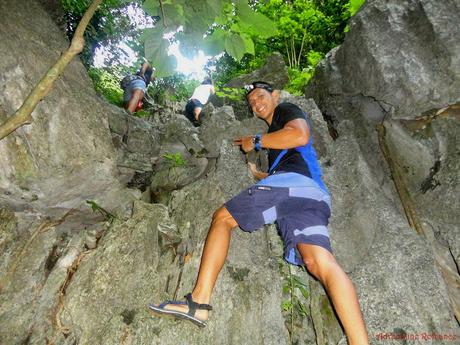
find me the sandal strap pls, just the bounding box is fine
[185,293,213,317]
[158,300,187,308]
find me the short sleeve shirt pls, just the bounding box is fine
[190,84,214,105]
[268,102,311,177]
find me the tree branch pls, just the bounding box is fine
[159,0,167,28]
[297,28,308,66]
[0,0,103,141]
[285,42,292,68]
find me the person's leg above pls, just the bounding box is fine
[298,244,369,345]
[125,79,146,113]
[127,88,144,113]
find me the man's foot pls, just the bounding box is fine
[148,293,211,327]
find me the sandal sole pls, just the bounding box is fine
[148,304,207,328]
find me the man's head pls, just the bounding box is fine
[244,81,279,123]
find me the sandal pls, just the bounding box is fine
[148,293,212,328]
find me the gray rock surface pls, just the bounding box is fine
[0,0,130,213]
[305,0,460,336]
[306,0,460,121]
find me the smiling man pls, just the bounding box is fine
[149,81,369,345]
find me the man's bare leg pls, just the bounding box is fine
[153,206,237,320]
[126,89,144,113]
[298,243,369,345]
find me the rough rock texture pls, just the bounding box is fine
[307,0,460,121]
[0,0,130,213]
[306,0,460,334]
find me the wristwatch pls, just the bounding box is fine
[252,134,262,151]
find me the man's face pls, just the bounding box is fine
[247,88,276,122]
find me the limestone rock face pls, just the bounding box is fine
[0,0,128,212]
[306,0,460,332]
[306,0,460,121]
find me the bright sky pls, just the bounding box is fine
[169,43,212,80]
[94,42,211,80]
[93,4,212,80]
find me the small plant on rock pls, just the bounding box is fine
[163,152,186,168]
[279,259,309,342]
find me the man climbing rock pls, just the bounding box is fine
[184,78,215,126]
[149,81,369,345]
[122,60,155,113]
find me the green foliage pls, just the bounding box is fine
[148,74,200,104]
[86,200,115,223]
[208,0,360,92]
[88,67,125,106]
[347,0,366,16]
[279,260,310,339]
[133,109,149,117]
[255,0,351,69]
[142,0,277,77]
[163,153,187,168]
[215,86,245,101]
[61,0,151,66]
[285,50,324,95]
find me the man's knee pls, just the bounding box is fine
[298,244,337,280]
[211,206,238,229]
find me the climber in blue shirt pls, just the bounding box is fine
[149,81,369,345]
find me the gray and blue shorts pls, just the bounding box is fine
[123,79,147,102]
[225,174,332,266]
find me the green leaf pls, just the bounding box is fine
[144,34,177,77]
[236,0,253,19]
[282,285,290,294]
[349,0,366,16]
[143,0,160,17]
[249,12,277,38]
[206,0,223,17]
[298,286,309,300]
[281,300,293,311]
[237,0,276,38]
[225,33,247,61]
[297,300,309,316]
[203,29,228,56]
[143,3,185,31]
[241,34,255,55]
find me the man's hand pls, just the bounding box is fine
[234,136,254,153]
[248,162,269,180]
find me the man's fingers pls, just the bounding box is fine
[233,138,242,145]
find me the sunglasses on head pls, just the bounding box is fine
[244,82,273,96]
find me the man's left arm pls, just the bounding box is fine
[234,118,309,153]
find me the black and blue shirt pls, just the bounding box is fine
[267,102,327,192]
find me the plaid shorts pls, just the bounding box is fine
[225,183,332,266]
